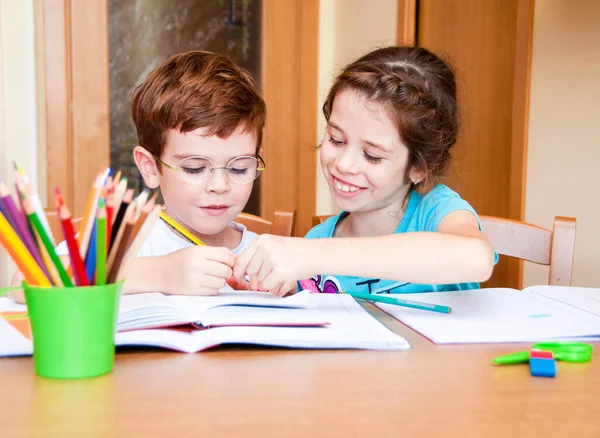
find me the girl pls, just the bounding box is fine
[233,46,496,296]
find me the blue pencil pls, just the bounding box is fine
[85,220,97,281]
[343,290,452,314]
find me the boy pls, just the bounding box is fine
[11,50,266,298]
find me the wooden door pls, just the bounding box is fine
[398,0,534,288]
[41,0,318,235]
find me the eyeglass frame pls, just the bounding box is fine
[151,153,266,185]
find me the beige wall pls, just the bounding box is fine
[0,0,41,287]
[316,0,398,215]
[524,0,600,287]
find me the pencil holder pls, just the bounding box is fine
[22,281,122,379]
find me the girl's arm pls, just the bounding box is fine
[233,210,495,292]
[313,210,494,284]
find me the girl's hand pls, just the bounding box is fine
[233,235,314,296]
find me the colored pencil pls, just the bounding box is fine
[78,169,109,259]
[106,202,136,275]
[112,178,128,219]
[96,199,107,285]
[129,192,158,245]
[85,221,97,282]
[110,188,133,250]
[116,205,161,281]
[23,198,73,287]
[15,163,54,243]
[0,179,51,280]
[57,189,89,286]
[159,211,205,246]
[342,290,452,314]
[0,211,51,287]
[107,206,136,283]
[133,188,150,211]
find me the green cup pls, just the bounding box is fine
[23,281,122,379]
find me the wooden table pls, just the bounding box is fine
[1,304,599,437]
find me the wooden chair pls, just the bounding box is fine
[479,216,576,286]
[311,214,577,286]
[237,210,296,237]
[45,208,297,239]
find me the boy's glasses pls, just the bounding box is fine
[153,154,265,185]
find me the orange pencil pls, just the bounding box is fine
[129,192,158,245]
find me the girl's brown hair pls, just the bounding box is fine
[131,50,266,162]
[322,46,458,192]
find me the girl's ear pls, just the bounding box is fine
[408,166,426,186]
[133,146,160,189]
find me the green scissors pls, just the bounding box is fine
[492,342,593,365]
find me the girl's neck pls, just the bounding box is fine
[335,190,413,238]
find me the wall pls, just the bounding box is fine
[316,0,398,215]
[524,0,600,287]
[0,0,40,287]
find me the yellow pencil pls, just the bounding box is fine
[0,212,51,287]
[159,211,205,246]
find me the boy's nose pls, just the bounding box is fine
[205,169,230,193]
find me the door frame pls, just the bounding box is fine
[40,0,318,235]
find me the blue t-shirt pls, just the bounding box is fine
[299,184,497,295]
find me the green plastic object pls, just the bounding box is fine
[492,341,593,365]
[23,281,122,379]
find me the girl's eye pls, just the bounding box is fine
[364,152,383,163]
[328,135,344,146]
[182,167,207,175]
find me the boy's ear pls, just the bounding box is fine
[133,146,160,189]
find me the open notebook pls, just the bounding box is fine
[118,290,327,330]
[374,285,600,344]
[0,293,409,354]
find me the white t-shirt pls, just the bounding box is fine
[136,219,257,257]
[56,220,258,257]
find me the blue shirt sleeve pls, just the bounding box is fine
[416,185,479,232]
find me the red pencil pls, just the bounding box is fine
[106,186,115,247]
[56,188,89,286]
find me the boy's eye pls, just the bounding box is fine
[182,166,207,175]
[328,135,344,146]
[228,167,249,175]
[364,152,383,163]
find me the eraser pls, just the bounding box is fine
[530,349,554,360]
[530,357,556,378]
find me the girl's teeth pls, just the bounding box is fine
[335,180,358,192]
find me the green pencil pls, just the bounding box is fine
[23,198,73,287]
[343,290,452,314]
[96,198,107,285]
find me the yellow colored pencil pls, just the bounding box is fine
[159,211,205,246]
[0,211,51,287]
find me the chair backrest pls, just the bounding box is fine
[237,210,297,237]
[479,215,576,286]
[311,214,577,286]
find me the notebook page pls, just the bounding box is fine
[527,286,600,318]
[374,288,600,344]
[116,293,410,352]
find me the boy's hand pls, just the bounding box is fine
[233,235,312,296]
[162,246,236,296]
